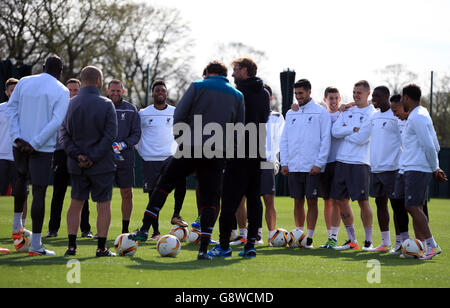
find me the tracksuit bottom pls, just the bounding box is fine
[219,159,263,251]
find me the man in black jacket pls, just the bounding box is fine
[209,57,270,258]
[62,66,118,257]
[107,79,141,234]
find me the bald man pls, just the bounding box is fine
[61,66,118,257]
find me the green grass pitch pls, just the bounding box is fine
[0,188,449,288]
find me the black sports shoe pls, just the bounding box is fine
[64,247,77,257]
[96,248,116,257]
[128,229,149,242]
[197,251,213,260]
[45,231,58,238]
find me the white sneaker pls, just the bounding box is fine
[28,246,56,256]
[255,239,264,245]
[389,243,403,255]
[361,241,374,251]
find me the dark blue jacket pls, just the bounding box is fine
[113,99,141,168]
[61,86,117,175]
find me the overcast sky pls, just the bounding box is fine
[147,0,450,104]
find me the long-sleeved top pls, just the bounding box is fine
[173,75,245,158]
[327,111,342,163]
[113,99,141,168]
[136,104,178,161]
[332,104,376,166]
[370,108,402,173]
[0,102,13,161]
[280,99,331,172]
[235,77,271,160]
[6,73,69,153]
[402,106,440,173]
[61,86,117,175]
[265,111,285,164]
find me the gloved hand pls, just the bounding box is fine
[112,141,127,152]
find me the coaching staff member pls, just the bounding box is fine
[62,66,118,257]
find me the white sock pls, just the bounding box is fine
[268,230,276,239]
[239,228,247,239]
[13,212,23,233]
[381,231,391,246]
[327,229,331,238]
[230,229,238,240]
[330,226,340,240]
[22,218,27,228]
[345,225,356,242]
[307,229,314,239]
[395,235,402,245]
[258,228,263,239]
[400,232,410,242]
[364,226,373,243]
[425,237,437,249]
[296,226,304,232]
[31,233,42,250]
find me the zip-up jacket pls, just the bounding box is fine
[370,108,402,173]
[332,105,376,166]
[280,99,331,172]
[113,99,141,168]
[61,86,118,175]
[173,76,245,157]
[6,73,69,152]
[402,106,439,173]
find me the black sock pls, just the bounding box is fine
[122,220,130,234]
[199,208,216,252]
[68,234,77,249]
[98,237,106,250]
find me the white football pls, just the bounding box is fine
[114,233,138,256]
[288,229,306,248]
[401,239,424,259]
[269,228,288,247]
[188,229,201,244]
[170,225,189,242]
[14,233,32,253]
[157,234,181,257]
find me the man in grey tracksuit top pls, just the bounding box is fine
[62,66,118,257]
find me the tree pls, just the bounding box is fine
[377,64,418,94]
[422,73,450,147]
[0,0,196,107]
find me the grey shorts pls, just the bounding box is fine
[370,171,397,198]
[288,172,320,199]
[319,162,336,200]
[260,168,275,195]
[330,162,370,201]
[13,148,52,186]
[142,158,171,193]
[71,172,114,203]
[404,171,432,207]
[114,166,135,189]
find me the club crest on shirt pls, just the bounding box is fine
[121,113,126,121]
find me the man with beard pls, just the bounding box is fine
[136,80,187,241]
[208,57,270,258]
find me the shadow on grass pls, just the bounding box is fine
[252,245,431,266]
